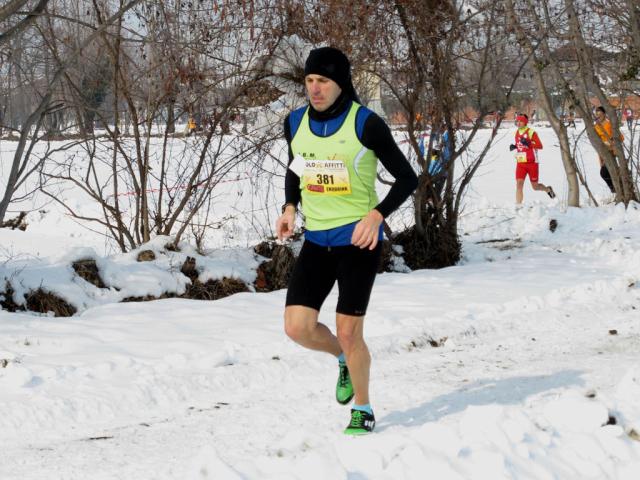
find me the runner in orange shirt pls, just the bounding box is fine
[594,106,624,193]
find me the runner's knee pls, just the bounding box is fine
[336,321,363,351]
[284,307,315,341]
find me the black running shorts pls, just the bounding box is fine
[285,240,382,316]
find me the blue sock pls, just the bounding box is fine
[338,352,346,364]
[353,403,373,415]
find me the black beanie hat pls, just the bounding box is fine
[304,47,352,91]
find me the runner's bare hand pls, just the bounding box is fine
[276,206,296,241]
[351,209,383,250]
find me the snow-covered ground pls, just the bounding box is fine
[1,124,639,479]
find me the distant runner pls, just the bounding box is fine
[594,106,624,193]
[509,113,555,204]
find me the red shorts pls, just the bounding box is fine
[516,162,539,182]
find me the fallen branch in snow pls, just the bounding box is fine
[475,237,524,251]
[475,237,519,244]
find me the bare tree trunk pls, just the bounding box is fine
[625,0,640,71]
[166,100,176,134]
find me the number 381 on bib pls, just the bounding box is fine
[303,159,352,195]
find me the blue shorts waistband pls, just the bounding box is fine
[305,221,384,247]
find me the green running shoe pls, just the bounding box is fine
[336,362,354,405]
[344,409,375,435]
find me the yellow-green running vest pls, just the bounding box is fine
[290,102,379,230]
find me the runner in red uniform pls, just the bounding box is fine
[509,113,555,204]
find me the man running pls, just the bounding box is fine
[594,106,624,193]
[275,47,417,435]
[509,113,555,204]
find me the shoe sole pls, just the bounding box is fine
[336,393,354,405]
[344,429,373,435]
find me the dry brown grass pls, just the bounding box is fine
[24,289,77,317]
[72,259,107,288]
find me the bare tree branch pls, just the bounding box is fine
[0,0,49,46]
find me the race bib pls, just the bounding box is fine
[302,159,351,195]
[515,152,528,163]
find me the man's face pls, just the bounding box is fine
[305,74,342,112]
[596,110,605,121]
[516,119,526,128]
